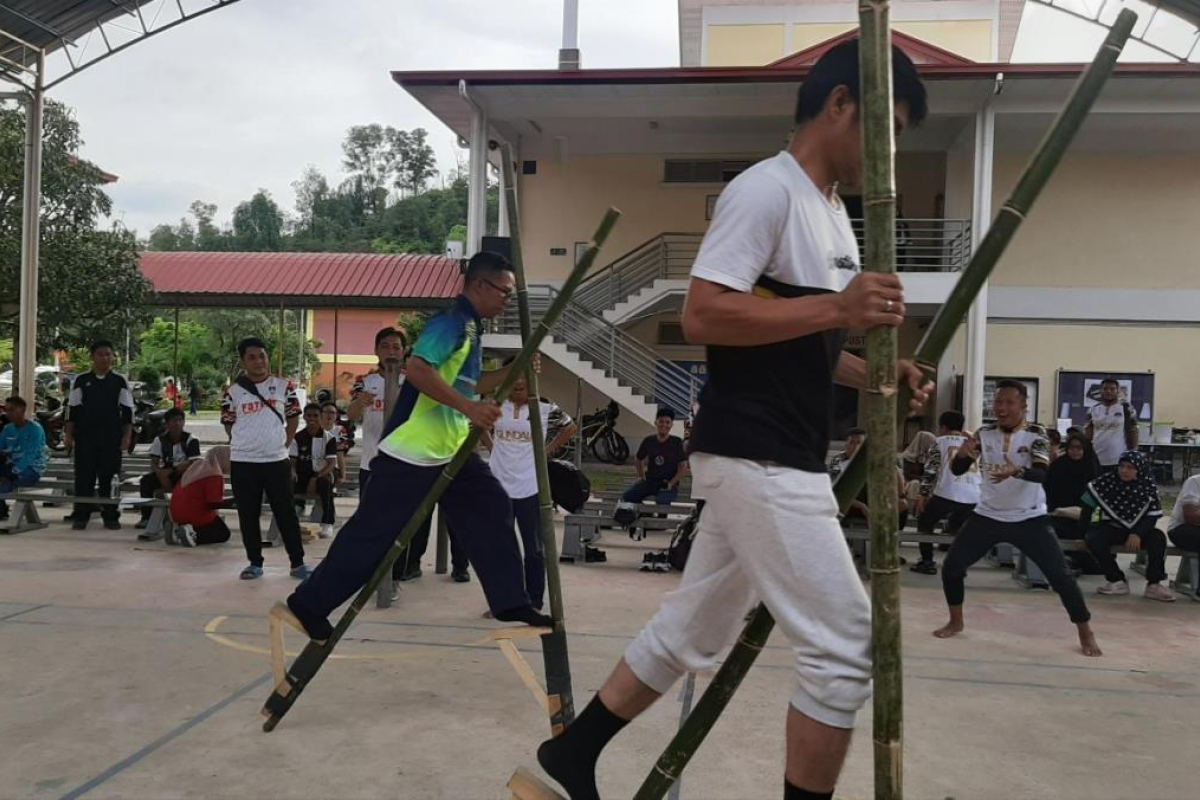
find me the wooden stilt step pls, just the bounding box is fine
[507,767,565,800]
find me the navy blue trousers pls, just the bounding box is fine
[293,453,529,619]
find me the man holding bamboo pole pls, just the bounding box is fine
[283,251,552,641]
[536,41,928,800]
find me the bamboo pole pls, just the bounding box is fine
[857,3,903,797]
[503,149,576,735]
[261,207,622,732]
[632,12,1136,798]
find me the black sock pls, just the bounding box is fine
[494,605,553,628]
[784,779,833,800]
[538,695,628,800]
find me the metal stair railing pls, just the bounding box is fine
[573,233,702,314]
[495,285,701,416]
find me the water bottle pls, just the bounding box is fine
[111,474,122,501]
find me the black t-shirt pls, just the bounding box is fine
[67,371,135,442]
[638,435,687,485]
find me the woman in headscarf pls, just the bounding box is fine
[1046,433,1102,573]
[1083,450,1175,602]
[168,446,233,548]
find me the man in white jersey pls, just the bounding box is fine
[933,380,1101,656]
[911,410,980,575]
[347,327,407,488]
[537,41,931,800]
[1084,377,1138,470]
[221,337,310,581]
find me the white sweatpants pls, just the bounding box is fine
[624,453,872,729]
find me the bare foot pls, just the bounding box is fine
[932,620,964,639]
[1079,631,1103,657]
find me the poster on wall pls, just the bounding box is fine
[983,376,1039,424]
[1056,370,1154,427]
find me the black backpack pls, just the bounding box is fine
[667,501,705,572]
[547,459,591,513]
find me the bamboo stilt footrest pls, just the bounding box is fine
[507,767,565,800]
[489,627,553,714]
[267,601,307,697]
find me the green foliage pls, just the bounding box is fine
[231,189,284,251]
[0,337,11,367]
[394,311,427,346]
[0,100,150,356]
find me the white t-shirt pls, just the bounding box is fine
[351,369,406,470]
[488,399,571,500]
[924,433,982,505]
[1088,401,1137,466]
[220,377,300,463]
[148,434,200,467]
[288,428,339,472]
[687,151,860,473]
[974,423,1050,522]
[1169,474,1200,531]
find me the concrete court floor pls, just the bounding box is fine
[1,507,1197,800]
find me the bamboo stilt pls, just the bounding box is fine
[631,12,1137,798]
[260,207,621,732]
[858,4,902,797]
[503,148,576,734]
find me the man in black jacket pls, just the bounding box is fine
[64,340,134,530]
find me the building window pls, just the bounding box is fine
[658,320,688,345]
[664,158,757,184]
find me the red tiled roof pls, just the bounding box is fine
[140,251,462,309]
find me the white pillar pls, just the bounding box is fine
[497,156,511,237]
[559,0,581,69]
[965,103,995,430]
[17,50,44,402]
[464,89,488,258]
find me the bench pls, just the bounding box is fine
[561,500,697,564]
[1016,542,1198,599]
[0,490,168,536]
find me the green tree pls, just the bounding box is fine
[190,200,225,251]
[0,100,150,364]
[232,189,284,251]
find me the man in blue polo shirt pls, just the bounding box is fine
[0,396,47,520]
[285,251,551,641]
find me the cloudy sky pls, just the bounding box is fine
[43,0,1190,235]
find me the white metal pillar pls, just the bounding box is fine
[17,50,45,401]
[965,102,995,430]
[559,0,581,69]
[461,81,488,258]
[497,155,511,237]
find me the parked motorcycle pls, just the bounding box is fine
[130,398,168,453]
[35,397,66,451]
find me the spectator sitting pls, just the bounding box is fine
[0,396,48,521]
[831,428,909,530]
[290,402,339,540]
[135,407,200,538]
[900,429,937,482]
[1167,472,1200,557]
[911,411,979,575]
[1046,428,1063,464]
[168,445,234,547]
[1083,450,1175,602]
[1045,432,1102,574]
[622,408,688,508]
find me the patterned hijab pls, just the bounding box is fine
[1086,450,1162,530]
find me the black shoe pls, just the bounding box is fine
[104,520,121,531]
[71,520,87,530]
[584,546,607,563]
[134,518,149,530]
[910,559,938,575]
[260,540,274,548]
[398,566,423,582]
[451,569,470,583]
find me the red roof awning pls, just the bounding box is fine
[140,251,463,309]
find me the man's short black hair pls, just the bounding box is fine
[846,427,867,438]
[938,410,965,431]
[1100,377,1120,388]
[375,326,407,350]
[303,402,322,415]
[655,407,675,422]
[321,402,339,414]
[5,395,27,409]
[90,339,115,354]
[163,407,185,422]
[237,337,268,357]
[794,39,928,126]
[464,250,513,284]
[995,379,1028,399]
[1046,428,1062,444]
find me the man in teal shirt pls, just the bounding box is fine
[0,396,48,519]
[287,252,551,641]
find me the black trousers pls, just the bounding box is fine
[512,494,546,610]
[230,459,305,569]
[73,439,122,523]
[942,513,1091,624]
[1086,517,1167,584]
[362,468,468,579]
[295,468,335,525]
[291,453,530,620]
[1169,523,1200,552]
[194,517,233,545]
[917,495,975,561]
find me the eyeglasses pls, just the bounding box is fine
[481,278,515,298]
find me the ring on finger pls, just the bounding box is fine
[885,298,894,312]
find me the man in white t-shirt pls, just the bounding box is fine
[290,402,339,539]
[1085,378,1138,470]
[538,41,931,800]
[910,410,980,575]
[221,337,310,581]
[348,326,407,488]
[933,381,1100,657]
[1168,473,1200,556]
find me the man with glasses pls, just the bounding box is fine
[284,251,551,640]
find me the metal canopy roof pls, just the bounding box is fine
[0,0,241,90]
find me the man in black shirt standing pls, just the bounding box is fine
[64,340,134,530]
[621,408,687,506]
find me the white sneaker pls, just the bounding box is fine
[319,524,334,539]
[1144,583,1177,603]
[1097,580,1130,596]
[178,524,197,548]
